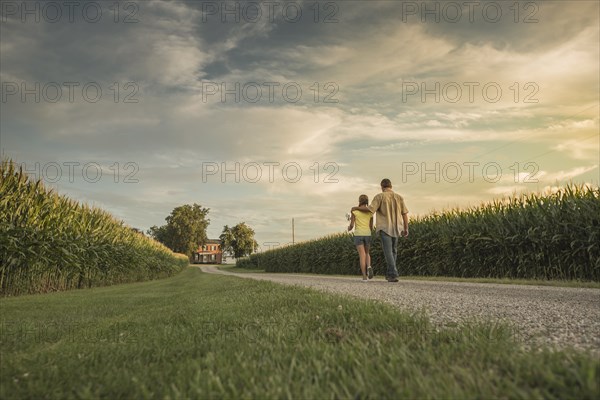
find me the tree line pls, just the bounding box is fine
[146,203,257,260]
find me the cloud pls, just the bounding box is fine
[552,137,599,161]
[487,185,527,196]
[537,165,599,182]
[2,0,598,246]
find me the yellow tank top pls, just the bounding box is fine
[352,210,372,236]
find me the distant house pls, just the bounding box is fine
[192,239,223,264]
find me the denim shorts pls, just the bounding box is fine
[353,236,371,246]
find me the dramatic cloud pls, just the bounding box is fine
[1,0,598,245]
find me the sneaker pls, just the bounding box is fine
[367,266,373,279]
[361,278,368,282]
[387,277,399,283]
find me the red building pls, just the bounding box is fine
[192,239,223,264]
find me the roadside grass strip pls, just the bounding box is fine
[219,265,600,289]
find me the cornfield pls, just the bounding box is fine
[0,160,189,296]
[238,185,600,281]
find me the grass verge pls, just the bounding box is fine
[1,267,598,399]
[397,275,600,289]
[220,265,600,288]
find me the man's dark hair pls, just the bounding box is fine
[381,178,392,188]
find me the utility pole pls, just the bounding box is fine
[292,218,295,245]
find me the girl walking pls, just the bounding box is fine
[348,194,374,281]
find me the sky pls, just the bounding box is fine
[1,0,599,249]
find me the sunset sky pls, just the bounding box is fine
[1,0,598,248]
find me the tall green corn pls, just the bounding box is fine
[0,159,189,296]
[238,185,600,281]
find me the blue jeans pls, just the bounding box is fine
[380,231,399,278]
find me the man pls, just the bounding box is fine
[351,178,409,282]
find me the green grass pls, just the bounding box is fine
[219,265,600,288]
[1,267,598,399]
[397,276,600,289]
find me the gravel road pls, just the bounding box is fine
[200,266,600,353]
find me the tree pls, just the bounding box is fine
[147,225,168,242]
[219,225,235,258]
[147,204,210,258]
[220,222,258,258]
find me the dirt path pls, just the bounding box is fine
[199,265,600,352]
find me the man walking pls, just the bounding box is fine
[351,179,409,282]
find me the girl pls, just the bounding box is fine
[348,194,374,281]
